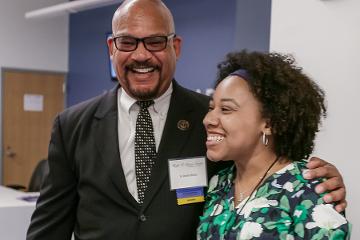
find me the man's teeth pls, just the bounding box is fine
[132,67,154,73]
[207,135,224,142]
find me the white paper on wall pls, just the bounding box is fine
[23,94,44,112]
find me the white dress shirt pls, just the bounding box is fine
[117,83,172,202]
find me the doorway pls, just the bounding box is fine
[2,69,65,188]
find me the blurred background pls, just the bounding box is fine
[0,0,358,239]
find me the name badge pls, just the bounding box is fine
[168,157,208,205]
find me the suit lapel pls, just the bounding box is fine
[92,82,205,211]
[94,85,139,210]
[143,81,200,209]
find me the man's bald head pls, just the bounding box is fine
[112,0,175,35]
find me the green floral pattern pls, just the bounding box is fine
[197,160,351,239]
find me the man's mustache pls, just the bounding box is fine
[125,62,160,71]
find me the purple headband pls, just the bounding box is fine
[228,69,250,82]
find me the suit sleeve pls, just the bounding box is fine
[27,115,77,240]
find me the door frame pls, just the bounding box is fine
[0,67,67,184]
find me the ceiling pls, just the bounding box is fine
[25,0,122,19]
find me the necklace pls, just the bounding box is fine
[235,156,280,214]
[202,156,281,240]
[238,191,246,203]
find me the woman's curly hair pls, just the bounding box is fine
[216,50,327,161]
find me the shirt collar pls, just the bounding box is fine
[118,82,173,115]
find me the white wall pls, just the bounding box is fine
[270,0,359,238]
[0,0,69,182]
[0,0,69,71]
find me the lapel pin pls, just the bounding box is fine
[177,120,190,131]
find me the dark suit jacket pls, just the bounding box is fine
[27,81,225,240]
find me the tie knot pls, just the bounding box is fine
[136,100,154,109]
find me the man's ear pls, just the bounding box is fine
[107,36,115,60]
[172,35,182,60]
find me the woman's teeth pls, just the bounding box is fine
[207,135,224,142]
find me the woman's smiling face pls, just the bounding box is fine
[203,76,267,162]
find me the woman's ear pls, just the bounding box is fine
[262,119,272,135]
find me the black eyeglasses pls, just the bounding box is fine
[112,33,176,52]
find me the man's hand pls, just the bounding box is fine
[303,157,347,212]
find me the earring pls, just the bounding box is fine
[262,132,269,146]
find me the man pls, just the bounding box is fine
[27,0,346,239]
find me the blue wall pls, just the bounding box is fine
[68,5,118,105]
[67,0,271,106]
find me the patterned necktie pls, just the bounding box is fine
[135,100,156,204]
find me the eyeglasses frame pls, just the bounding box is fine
[112,33,177,52]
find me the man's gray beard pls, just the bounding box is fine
[129,87,159,100]
[126,79,161,100]
[122,70,162,100]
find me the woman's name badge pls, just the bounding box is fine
[168,157,208,205]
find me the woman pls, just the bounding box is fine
[197,51,350,239]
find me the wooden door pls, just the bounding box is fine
[2,69,65,188]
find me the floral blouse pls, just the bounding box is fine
[197,160,351,240]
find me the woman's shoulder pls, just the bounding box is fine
[262,160,351,238]
[272,159,324,189]
[268,160,326,201]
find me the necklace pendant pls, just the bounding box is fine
[238,192,245,202]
